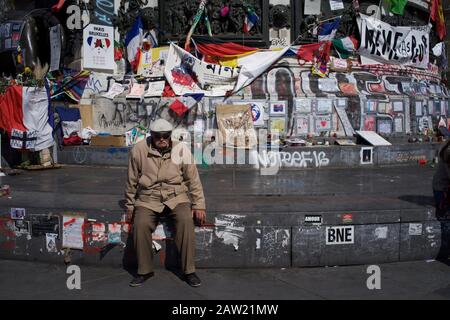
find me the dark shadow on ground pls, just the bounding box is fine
[397,195,435,206]
[398,194,450,266]
[121,218,185,283]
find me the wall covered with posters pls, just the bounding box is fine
[90,56,448,139]
[77,0,447,140]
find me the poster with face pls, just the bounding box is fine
[267,68,295,99]
[247,102,266,127]
[364,115,376,131]
[296,116,309,135]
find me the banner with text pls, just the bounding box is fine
[164,43,239,96]
[357,13,430,69]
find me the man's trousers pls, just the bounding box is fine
[133,202,196,275]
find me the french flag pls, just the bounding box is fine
[125,16,143,71]
[318,18,340,41]
[169,93,204,117]
[243,7,259,33]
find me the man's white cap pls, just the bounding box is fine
[150,119,174,132]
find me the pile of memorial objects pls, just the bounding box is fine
[0,0,448,168]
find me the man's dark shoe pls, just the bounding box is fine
[129,272,154,287]
[185,273,201,287]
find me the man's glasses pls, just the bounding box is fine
[152,132,171,140]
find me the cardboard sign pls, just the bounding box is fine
[216,105,257,149]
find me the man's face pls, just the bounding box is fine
[151,131,172,150]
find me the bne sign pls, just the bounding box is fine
[326,226,354,245]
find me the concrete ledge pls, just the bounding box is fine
[1,207,448,269]
[56,143,441,169]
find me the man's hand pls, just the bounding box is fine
[192,209,206,226]
[126,207,134,222]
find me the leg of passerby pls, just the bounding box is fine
[130,206,158,287]
[169,202,200,287]
[434,190,447,220]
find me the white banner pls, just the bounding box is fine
[357,14,431,69]
[164,43,239,96]
[83,24,115,71]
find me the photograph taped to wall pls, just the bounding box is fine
[295,98,312,114]
[296,116,309,135]
[377,118,393,135]
[14,220,30,235]
[270,117,287,135]
[10,208,26,220]
[315,115,332,132]
[394,117,403,133]
[364,115,376,131]
[270,101,287,116]
[366,100,377,113]
[441,100,447,116]
[316,99,333,114]
[393,101,404,112]
[415,101,423,116]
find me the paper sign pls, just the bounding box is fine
[83,24,115,70]
[270,101,287,115]
[377,119,392,135]
[393,101,403,112]
[62,215,85,250]
[270,118,287,135]
[409,223,422,236]
[46,233,58,252]
[49,25,61,72]
[304,0,321,15]
[329,0,344,10]
[315,116,331,131]
[108,223,121,244]
[144,81,166,97]
[394,117,403,133]
[295,98,312,113]
[102,83,125,100]
[415,101,423,116]
[296,116,309,135]
[318,77,339,92]
[316,99,333,114]
[126,84,146,100]
[14,220,30,235]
